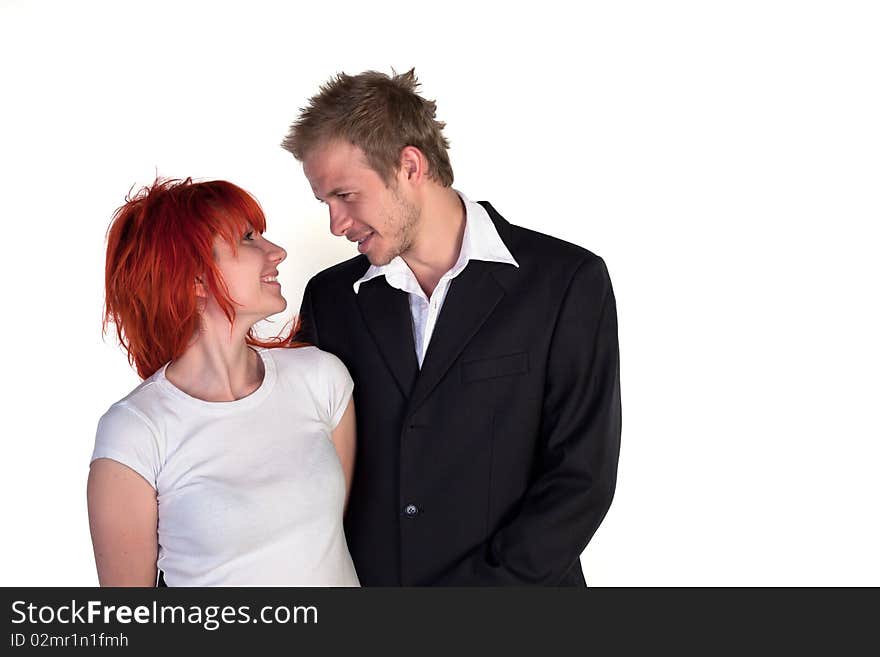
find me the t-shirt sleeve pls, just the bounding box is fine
[319,351,355,432]
[91,404,161,490]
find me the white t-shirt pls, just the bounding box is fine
[91,346,359,587]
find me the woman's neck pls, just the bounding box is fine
[165,321,264,402]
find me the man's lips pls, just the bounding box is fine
[349,231,374,253]
[348,230,374,244]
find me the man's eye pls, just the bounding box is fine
[337,192,351,200]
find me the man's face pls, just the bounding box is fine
[303,140,420,266]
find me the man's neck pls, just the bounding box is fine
[401,188,466,298]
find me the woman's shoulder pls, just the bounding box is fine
[262,346,353,427]
[93,376,167,487]
[97,370,168,435]
[264,344,348,371]
[264,345,352,390]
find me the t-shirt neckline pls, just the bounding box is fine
[155,347,276,413]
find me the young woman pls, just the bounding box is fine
[88,178,358,586]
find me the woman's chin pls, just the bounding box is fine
[262,299,288,319]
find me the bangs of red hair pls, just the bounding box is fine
[104,177,303,379]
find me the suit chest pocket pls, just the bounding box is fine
[461,351,529,383]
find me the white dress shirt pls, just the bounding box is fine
[353,191,519,367]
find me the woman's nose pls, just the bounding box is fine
[267,239,287,263]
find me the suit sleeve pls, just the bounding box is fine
[437,255,622,585]
[296,279,319,346]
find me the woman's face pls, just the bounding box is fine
[208,224,288,324]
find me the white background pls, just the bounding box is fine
[1,0,878,586]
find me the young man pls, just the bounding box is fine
[282,69,621,586]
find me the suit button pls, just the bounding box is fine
[404,504,419,517]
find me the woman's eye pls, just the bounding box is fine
[243,231,255,241]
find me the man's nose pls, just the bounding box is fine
[329,204,352,237]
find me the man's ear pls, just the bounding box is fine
[398,146,426,183]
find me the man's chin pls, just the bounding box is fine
[366,251,396,267]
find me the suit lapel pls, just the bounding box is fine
[407,261,507,414]
[356,277,419,399]
[354,203,518,411]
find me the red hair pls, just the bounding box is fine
[104,178,304,379]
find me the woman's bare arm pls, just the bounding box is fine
[87,458,159,586]
[331,398,356,513]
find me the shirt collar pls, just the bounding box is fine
[353,190,518,294]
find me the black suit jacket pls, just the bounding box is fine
[298,202,621,586]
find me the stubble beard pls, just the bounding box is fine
[370,191,420,266]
